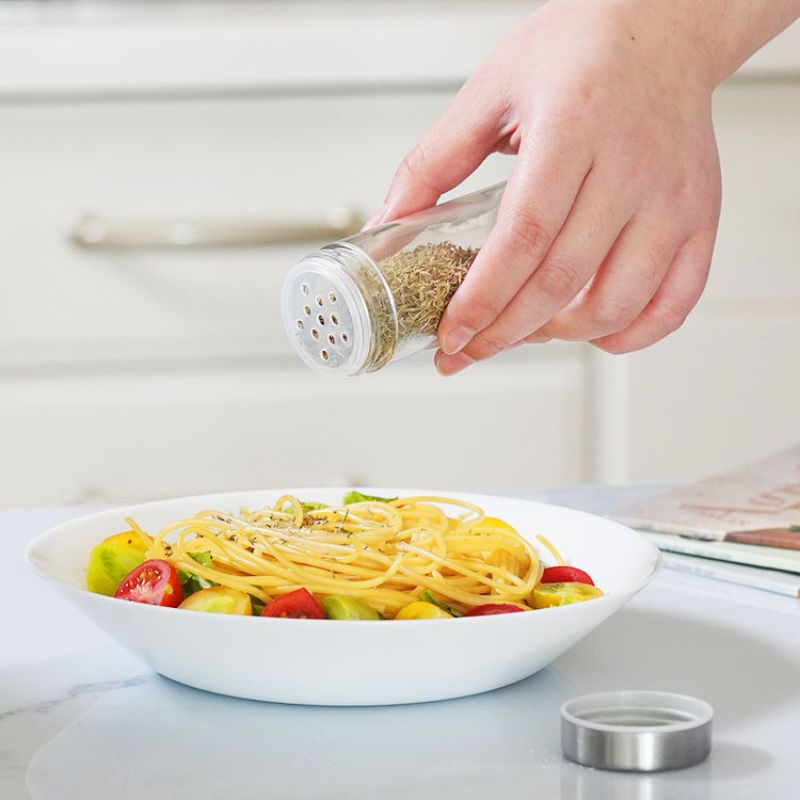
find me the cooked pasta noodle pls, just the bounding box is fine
[132,495,542,617]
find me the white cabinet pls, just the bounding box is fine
[591,82,800,483]
[0,77,589,505]
[0,92,507,367]
[0,354,586,505]
[707,83,800,303]
[0,3,798,505]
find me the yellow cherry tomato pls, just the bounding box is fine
[86,530,150,596]
[179,586,253,615]
[395,601,453,620]
[474,516,518,534]
[532,582,604,609]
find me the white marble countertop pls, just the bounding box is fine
[2,486,800,799]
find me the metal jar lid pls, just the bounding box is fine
[561,690,713,772]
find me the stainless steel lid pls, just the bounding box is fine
[561,690,713,772]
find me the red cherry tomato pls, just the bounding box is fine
[540,566,595,586]
[261,588,325,619]
[114,559,184,607]
[463,603,525,616]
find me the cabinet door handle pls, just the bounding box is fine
[69,210,365,250]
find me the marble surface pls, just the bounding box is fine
[3,486,799,799]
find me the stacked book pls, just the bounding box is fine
[612,446,800,598]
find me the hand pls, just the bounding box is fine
[368,0,795,374]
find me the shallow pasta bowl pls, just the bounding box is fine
[26,488,660,706]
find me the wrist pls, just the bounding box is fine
[599,0,800,88]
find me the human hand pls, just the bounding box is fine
[368,0,793,374]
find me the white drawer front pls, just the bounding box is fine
[622,310,800,483]
[591,82,800,484]
[1,355,585,506]
[710,83,800,301]
[0,93,512,367]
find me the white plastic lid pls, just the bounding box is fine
[280,254,373,376]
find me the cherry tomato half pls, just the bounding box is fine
[86,530,149,597]
[114,559,184,607]
[532,582,603,608]
[262,588,325,619]
[395,601,452,620]
[463,603,525,617]
[180,586,253,615]
[540,566,595,586]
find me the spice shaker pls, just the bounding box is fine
[281,182,504,376]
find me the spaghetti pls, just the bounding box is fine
[132,495,543,617]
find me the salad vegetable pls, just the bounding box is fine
[261,588,325,619]
[343,490,398,505]
[540,566,595,586]
[395,601,453,620]
[180,586,252,615]
[418,590,462,617]
[114,559,183,607]
[179,551,217,595]
[531,582,604,608]
[321,595,382,620]
[86,531,148,597]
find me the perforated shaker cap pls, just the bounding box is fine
[281,252,373,376]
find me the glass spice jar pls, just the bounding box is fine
[281,182,504,376]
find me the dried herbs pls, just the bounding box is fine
[371,242,479,364]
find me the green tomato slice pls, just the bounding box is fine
[321,594,382,620]
[86,531,148,596]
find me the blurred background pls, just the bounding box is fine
[0,0,798,507]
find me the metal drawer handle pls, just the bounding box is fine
[70,209,365,249]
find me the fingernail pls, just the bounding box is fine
[362,203,388,230]
[435,351,474,377]
[441,326,475,355]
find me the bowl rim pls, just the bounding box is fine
[25,486,662,627]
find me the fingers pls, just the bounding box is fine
[437,164,632,372]
[539,212,681,341]
[435,134,593,356]
[433,350,474,376]
[367,78,509,227]
[591,229,716,354]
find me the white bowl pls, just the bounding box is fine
[26,488,659,706]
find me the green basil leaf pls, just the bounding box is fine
[250,597,265,616]
[343,490,398,505]
[419,590,462,617]
[189,551,214,568]
[180,551,216,595]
